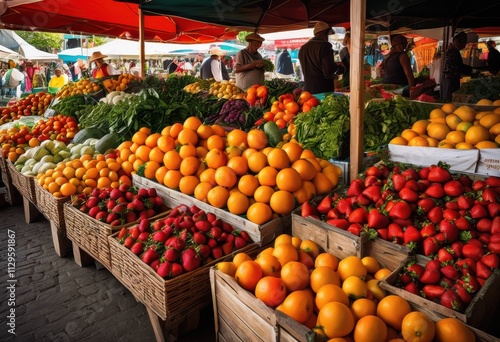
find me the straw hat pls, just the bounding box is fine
[313,21,334,36]
[88,51,108,63]
[245,33,265,42]
[209,47,225,56]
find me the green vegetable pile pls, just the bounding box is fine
[261,59,275,72]
[454,76,500,102]
[294,95,434,160]
[51,94,99,118]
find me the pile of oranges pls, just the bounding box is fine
[263,92,320,129]
[216,234,477,341]
[390,103,500,149]
[115,116,341,224]
[35,154,131,198]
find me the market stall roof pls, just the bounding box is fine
[0,43,23,60]
[0,0,238,43]
[0,29,57,61]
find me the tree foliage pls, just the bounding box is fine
[237,31,252,43]
[15,31,63,53]
[88,36,106,47]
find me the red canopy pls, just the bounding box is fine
[0,0,237,43]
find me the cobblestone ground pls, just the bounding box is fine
[0,203,215,342]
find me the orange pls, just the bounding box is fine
[454,105,476,122]
[445,113,462,130]
[281,141,303,162]
[315,283,349,311]
[298,250,314,269]
[445,130,466,144]
[255,276,287,307]
[238,174,259,197]
[426,122,450,141]
[401,129,420,142]
[465,125,490,145]
[178,143,197,159]
[269,190,296,215]
[389,136,408,145]
[177,128,199,146]
[226,129,248,149]
[145,133,161,148]
[275,168,302,192]
[205,148,228,169]
[214,261,237,277]
[374,268,392,280]
[206,134,226,151]
[246,202,273,224]
[434,318,475,342]
[354,315,387,342]
[207,185,230,208]
[144,161,161,180]
[214,165,237,188]
[178,175,200,195]
[274,234,293,246]
[235,260,263,291]
[408,136,430,147]
[255,253,281,277]
[441,103,456,114]
[337,255,367,281]
[300,240,320,259]
[266,148,290,170]
[361,256,380,274]
[157,135,176,153]
[401,311,435,342]
[280,261,310,291]
[131,131,148,145]
[199,168,217,186]
[429,108,446,119]
[226,156,248,176]
[317,302,354,338]
[342,275,368,300]
[179,156,200,176]
[163,170,183,189]
[227,191,249,215]
[246,129,268,150]
[253,185,275,203]
[351,298,377,321]
[257,166,278,187]
[196,124,214,140]
[366,278,386,301]
[314,253,339,271]
[183,116,203,131]
[247,151,268,173]
[277,290,314,324]
[193,182,213,202]
[411,120,430,135]
[313,172,334,195]
[163,150,182,170]
[272,242,299,267]
[376,295,412,330]
[310,266,341,292]
[291,158,318,181]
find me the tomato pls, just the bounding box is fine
[38,134,50,141]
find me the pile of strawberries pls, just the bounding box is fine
[116,203,253,279]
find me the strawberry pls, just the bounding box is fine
[418,166,430,180]
[170,263,184,277]
[487,202,500,217]
[403,225,421,245]
[481,188,498,203]
[482,253,499,268]
[346,179,364,197]
[488,242,500,254]
[440,276,454,289]
[365,165,383,178]
[367,208,389,229]
[398,187,419,203]
[137,231,150,242]
[417,179,431,192]
[389,201,412,220]
[450,241,463,258]
[326,218,349,230]
[418,198,436,214]
[362,185,382,203]
[195,220,212,232]
[456,258,477,274]
[402,167,419,181]
[440,264,460,280]
[485,176,500,187]
[476,218,492,233]
[492,233,500,244]
[420,222,437,238]
[475,260,492,279]
[364,175,382,187]
[406,263,425,280]
[221,240,234,255]
[399,273,413,285]
[457,195,475,210]
[428,165,452,183]
[404,282,420,296]
[197,244,211,259]
[454,216,472,231]
[316,196,333,214]
[426,259,442,271]
[470,204,488,219]
[239,230,252,243]
[462,243,484,262]
[348,207,368,224]
[479,233,491,245]
[123,236,135,249]
[425,183,445,199]
[443,208,460,221]
[301,201,320,218]
[388,223,404,244]
[452,284,472,305]
[211,246,223,259]
[422,285,445,300]
[440,289,464,311]
[141,247,159,265]
[326,208,341,219]
[391,173,407,191]
[437,247,455,263]
[443,180,465,197]
[445,201,460,210]
[420,269,441,284]
[234,236,248,249]
[377,228,388,240]
[156,262,172,278]
[461,273,481,293]
[347,223,362,236]
[355,194,372,206]
[423,237,440,256]
[181,248,201,272]
[404,179,419,191]
[439,219,459,243]
[492,217,500,235]
[130,241,144,255]
[336,198,353,215]
[427,206,443,224]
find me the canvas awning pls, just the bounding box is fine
[0,29,57,61]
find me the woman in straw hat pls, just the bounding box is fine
[88,51,119,78]
[48,67,68,89]
[234,32,266,91]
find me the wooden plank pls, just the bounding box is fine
[50,220,71,257]
[71,241,94,267]
[23,196,40,224]
[146,307,166,342]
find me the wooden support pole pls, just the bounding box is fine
[72,241,94,267]
[23,197,39,224]
[50,220,71,257]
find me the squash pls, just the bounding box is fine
[95,132,123,154]
[72,128,107,144]
[263,121,283,147]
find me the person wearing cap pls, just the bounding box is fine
[486,41,500,76]
[381,35,415,88]
[298,21,340,94]
[89,51,119,78]
[200,47,224,82]
[442,31,473,101]
[48,67,68,89]
[234,32,266,91]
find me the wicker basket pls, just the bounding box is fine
[0,154,8,177]
[7,161,37,205]
[34,181,69,233]
[109,231,258,321]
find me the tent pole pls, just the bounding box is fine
[349,0,366,181]
[139,8,146,78]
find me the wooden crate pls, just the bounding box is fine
[378,255,500,330]
[0,162,21,206]
[109,231,258,321]
[34,181,69,233]
[7,161,37,205]
[0,154,7,176]
[362,239,411,272]
[132,174,286,246]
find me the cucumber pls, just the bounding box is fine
[263,121,283,147]
[95,132,123,154]
[72,128,108,144]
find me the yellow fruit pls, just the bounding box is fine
[496,135,500,145]
[411,120,430,135]
[389,136,408,145]
[456,121,473,132]
[479,113,500,129]
[445,113,462,130]
[454,105,476,122]
[407,136,429,147]
[490,123,500,136]
[465,125,491,145]
[429,108,446,119]
[427,122,450,141]
[477,98,493,105]
[493,100,500,106]
[445,130,466,144]
[441,103,456,114]
[475,141,498,149]
[475,111,492,120]
[455,142,475,150]
[401,129,420,142]
[438,141,455,149]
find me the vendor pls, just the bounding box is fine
[381,35,415,87]
[89,51,119,78]
[486,41,500,76]
[48,67,68,88]
[200,47,224,82]
[441,31,473,101]
[234,32,266,91]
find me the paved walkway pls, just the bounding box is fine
[0,199,215,342]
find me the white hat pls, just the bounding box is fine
[245,33,265,42]
[62,64,70,70]
[209,47,224,56]
[313,21,334,36]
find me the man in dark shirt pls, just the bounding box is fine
[486,41,500,76]
[298,21,339,94]
[442,31,472,101]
